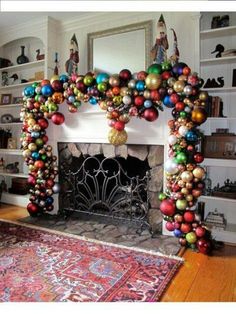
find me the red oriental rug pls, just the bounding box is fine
[0,219,183,302]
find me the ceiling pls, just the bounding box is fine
[0,12,90,29]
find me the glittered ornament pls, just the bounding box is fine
[108,128,128,146]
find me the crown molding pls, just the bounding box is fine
[60,12,146,33]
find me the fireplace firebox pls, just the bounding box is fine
[58,143,164,234]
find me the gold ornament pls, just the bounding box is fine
[145,74,162,90]
[173,80,185,93]
[143,90,151,99]
[199,91,208,101]
[181,171,193,183]
[108,128,128,146]
[120,87,129,96]
[119,114,130,123]
[193,166,205,179]
[109,75,120,87]
[99,101,108,110]
[191,108,207,125]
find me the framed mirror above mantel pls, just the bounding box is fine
[87,20,153,73]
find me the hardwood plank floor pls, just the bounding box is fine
[0,203,235,302]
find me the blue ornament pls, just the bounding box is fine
[46,196,54,205]
[31,152,40,160]
[144,100,153,108]
[41,85,53,97]
[59,74,69,83]
[24,86,35,98]
[185,130,198,142]
[68,95,75,103]
[96,73,109,84]
[135,80,145,91]
[89,97,97,105]
[31,131,40,138]
[174,229,183,238]
[163,95,174,108]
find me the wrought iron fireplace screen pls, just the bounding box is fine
[59,155,151,229]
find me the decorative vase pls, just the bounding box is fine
[17,46,29,64]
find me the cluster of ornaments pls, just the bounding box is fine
[21,60,212,253]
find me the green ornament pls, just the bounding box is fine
[176,199,187,210]
[40,105,48,112]
[74,101,82,108]
[147,63,162,75]
[41,154,47,161]
[83,75,94,86]
[175,152,187,164]
[35,95,40,102]
[35,138,44,147]
[186,232,197,244]
[48,102,58,112]
[32,82,39,88]
[173,144,182,152]
[179,111,187,118]
[161,61,172,71]
[159,192,167,201]
[97,82,107,92]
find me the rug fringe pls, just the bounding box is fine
[0,218,184,262]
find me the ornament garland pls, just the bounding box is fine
[21,61,212,253]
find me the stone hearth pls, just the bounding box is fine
[20,214,180,256]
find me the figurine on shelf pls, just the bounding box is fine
[16,46,29,64]
[1,71,8,86]
[36,49,45,61]
[150,14,169,64]
[54,52,59,75]
[6,162,19,174]
[211,44,225,58]
[0,158,5,171]
[169,28,179,65]
[65,34,79,75]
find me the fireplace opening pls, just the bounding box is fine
[58,143,164,234]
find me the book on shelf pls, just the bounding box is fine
[205,96,224,118]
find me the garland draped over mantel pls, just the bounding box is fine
[21,61,212,254]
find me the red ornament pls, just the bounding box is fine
[180,222,192,234]
[38,118,49,130]
[114,121,125,131]
[195,226,206,238]
[192,189,202,198]
[51,80,63,91]
[41,79,50,87]
[143,108,159,122]
[175,102,185,111]
[34,160,45,169]
[134,95,145,107]
[160,199,176,216]
[76,81,86,92]
[170,93,179,104]
[196,238,211,254]
[46,179,54,188]
[165,221,175,232]
[28,175,36,186]
[162,71,172,80]
[27,202,39,214]
[119,69,132,81]
[51,112,65,125]
[137,71,147,80]
[183,210,195,223]
[150,90,161,101]
[194,152,204,163]
[172,183,181,192]
[42,135,49,143]
[182,66,191,76]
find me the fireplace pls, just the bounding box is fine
[58,143,164,234]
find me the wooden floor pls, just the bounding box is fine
[0,204,235,302]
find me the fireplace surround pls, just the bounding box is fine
[58,143,164,234]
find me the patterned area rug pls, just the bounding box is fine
[0,219,183,302]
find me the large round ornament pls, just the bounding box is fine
[176,199,188,211]
[143,108,159,122]
[175,152,187,164]
[192,166,205,179]
[51,112,65,125]
[108,128,128,146]
[147,63,162,74]
[181,171,193,183]
[173,80,185,93]
[145,74,162,90]
[191,108,207,125]
[160,199,176,216]
[164,158,179,175]
[196,238,211,254]
[186,232,197,244]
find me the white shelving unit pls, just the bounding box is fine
[0,37,46,208]
[200,12,236,244]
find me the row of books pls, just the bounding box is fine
[205,96,225,118]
